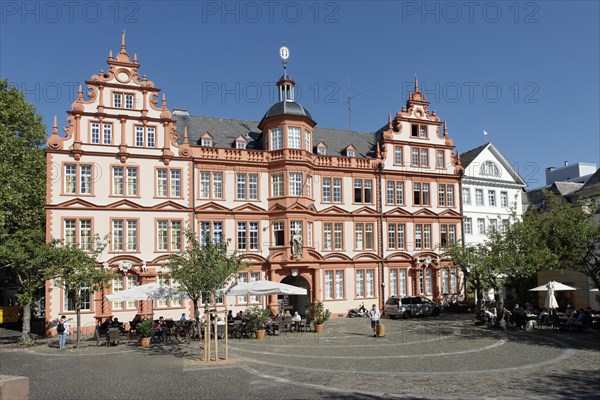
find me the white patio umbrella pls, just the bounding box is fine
[529,281,578,310]
[225,280,307,296]
[590,288,599,292]
[106,283,186,317]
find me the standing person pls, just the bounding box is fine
[57,315,69,350]
[369,304,380,337]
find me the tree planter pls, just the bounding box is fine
[139,337,151,347]
[255,329,266,340]
[314,324,324,334]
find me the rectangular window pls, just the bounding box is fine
[488,190,496,207]
[323,223,333,250]
[411,124,427,138]
[357,269,376,298]
[90,123,100,144]
[213,172,222,198]
[438,184,454,207]
[200,172,210,198]
[270,128,283,150]
[157,220,182,251]
[335,270,344,299]
[463,188,471,205]
[413,182,421,205]
[477,218,486,235]
[333,178,342,202]
[412,148,419,166]
[334,223,343,250]
[273,222,284,246]
[125,94,134,109]
[440,224,455,247]
[423,224,431,248]
[64,164,93,195]
[394,146,403,165]
[236,174,246,199]
[135,126,144,147]
[156,168,182,197]
[237,222,247,251]
[272,174,284,197]
[436,150,444,168]
[425,268,433,294]
[199,221,223,246]
[103,124,112,144]
[113,167,124,196]
[307,222,313,247]
[325,271,334,299]
[147,127,155,148]
[446,185,454,207]
[248,174,258,200]
[135,126,156,148]
[387,181,404,204]
[112,220,124,251]
[438,185,445,207]
[64,288,90,312]
[304,130,311,151]
[323,178,332,202]
[475,189,484,206]
[415,224,422,249]
[126,167,138,196]
[112,276,124,310]
[249,222,259,250]
[420,149,428,167]
[465,218,472,235]
[113,93,122,108]
[500,191,509,208]
[399,269,407,296]
[356,223,374,250]
[354,179,372,204]
[389,268,407,296]
[64,219,92,250]
[306,175,312,198]
[289,173,303,196]
[489,219,498,233]
[387,223,396,249]
[288,126,301,148]
[449,225,456,244]
[127,275,138,309]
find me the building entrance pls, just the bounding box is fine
[279,275,310,317]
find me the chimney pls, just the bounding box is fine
[173,108,189,116]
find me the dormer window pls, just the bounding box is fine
[316,141,328,156]
[345,144,357,157]
[235,135,247,149]
[480,161,500,177]
[200,132,214,147]
[411,124,428,138]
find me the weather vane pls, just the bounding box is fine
[279,45,289,75]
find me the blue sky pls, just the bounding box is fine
[1,0,598,188]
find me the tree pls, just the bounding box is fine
[0,79,47,242]
[444,241,489,308]
[48,237,112,348]
[540,193,600,293]
[0,229,52,343]
[165,230,246,360]
[0,79,47,342]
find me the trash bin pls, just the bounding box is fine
[376,323,385,337]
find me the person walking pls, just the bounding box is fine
[57,315,69,350]
[369,304,380,337]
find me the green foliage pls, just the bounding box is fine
[135,318,154,338]
[165,230,246,307]
[0,79,47,243]
[310,300,331,325]
[244,306,271,333]
[47,236,112,347]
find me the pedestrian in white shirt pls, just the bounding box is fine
[369,304,380,337]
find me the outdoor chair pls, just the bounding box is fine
[94,325,108,346]
[107,327,121,346]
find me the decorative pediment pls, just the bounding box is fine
[106,199,145,210]
[384,252,414,261]
[351,206,379,216]
[155,201,189,211]
[384,207,413,217]
[353,253,380,262]
[438,209,462,218]
[237,254,267,263]
[413,209,438,217]
[195,202,231,213]
[53,198,97,209]
[231,203,267,213]
[322,253,352,261]
[319,205,349,215]
[345,144,356,157]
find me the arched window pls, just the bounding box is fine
[480,161,500,177]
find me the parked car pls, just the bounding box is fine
[384,296,442,319]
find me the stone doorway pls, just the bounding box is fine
[280,275,310,317]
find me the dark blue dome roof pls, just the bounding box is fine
[263,101,313,120]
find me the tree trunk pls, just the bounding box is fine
[75,291,81,348]
[192,298,202,356]
[21,303,31,341]
[494,288,506,330]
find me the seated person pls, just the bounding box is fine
[538,308,549,323]
[227,310,234,323]
[151,316,167,343]
[99,317,112,335]
[234,311,244,321]
[180,313,186,322]
[130,314,142,331]
[573,308,587,327]
[513,306,527,329]
[564,304,575,317]
[291,311,301,322]
[483,308,495,322]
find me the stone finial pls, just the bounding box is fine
[388,113,393,130]
[183,127,189,144]
[108,50,113,61]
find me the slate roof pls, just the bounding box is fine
[554,182,584,197]
[579,168,600,191]
[262,101,314,122]
[172,114,377,158]
[459,143,489,167]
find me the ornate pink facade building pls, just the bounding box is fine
[45,37,464,329]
